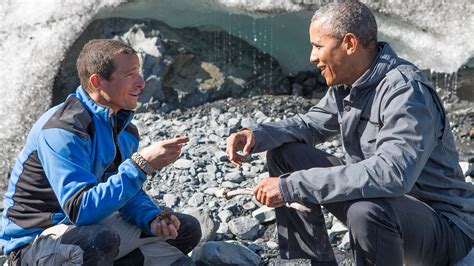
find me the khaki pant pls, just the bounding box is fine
[12,212,191,265]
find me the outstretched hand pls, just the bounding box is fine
[226,129,255,167]
[140,136,189,169]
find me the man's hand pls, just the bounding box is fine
[226,130,255,167]
[150,214,181,238]
[253,177,284,208]
[140,136,189,169]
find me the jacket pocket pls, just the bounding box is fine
[357,119,379,158]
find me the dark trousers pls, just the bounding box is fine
[267,142,472,266]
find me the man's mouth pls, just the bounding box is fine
[318,65,326,75]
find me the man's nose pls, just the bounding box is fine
[136,74,145,90]
[310,48,319,64]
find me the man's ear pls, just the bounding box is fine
[342,33,358,55]
[89,74,102,91]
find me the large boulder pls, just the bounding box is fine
[53,18,289,112]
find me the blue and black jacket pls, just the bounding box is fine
[0,86,161,254]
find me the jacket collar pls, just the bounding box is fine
[74,86,135,134]
[345,42,399,103]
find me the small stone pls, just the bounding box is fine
[252,206,276,223]
[228,216,260,240]
[338,232,351,250]
[224,172,245,183]
[174,159,193,169]
[222,181,240,189]
[191,241,261,265]
[163,194,179,208]
[188,193,205,207]
[242,201,257,211]
[266,240,279,250]
[204,187,219,195]
[218,209,233,223]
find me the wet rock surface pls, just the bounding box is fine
[53,17,289,112]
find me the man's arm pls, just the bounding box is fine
[249,88,340,153]
[280,82,440,204]
[120,190,161,235]
[37,128,147,225]
[226,88,341,164]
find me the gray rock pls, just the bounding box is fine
[224,172,245,183]
[191,241,261,265]
[328,220,348,239]
[252,206,276,223]
[185,208,219,244]
[218,209,234,223]
[210,107,223,117]
[213,150,228,162]
[188,192,205,207]
[242,201,257,211]
[173,159,194,169]
[222,181,240,189]
[216,222,230,234]
[337,232,351,250]
[241,117,256,128]
[229,216,260,240]
[203,187,219,195]
[266,240,279,250]
[215,127,231,138]
[227,118,241,128]
[163,194,179,208]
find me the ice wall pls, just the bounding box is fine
[97,0,474,74]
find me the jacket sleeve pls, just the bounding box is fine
[280,82,441,204]
[249,88,340,153]
[37,128,147,225]
[120,190,161,236]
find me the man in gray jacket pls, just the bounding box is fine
[226,1,473,265]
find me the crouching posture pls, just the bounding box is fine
[227,2,473,265]
[0,39,201,265]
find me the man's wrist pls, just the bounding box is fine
[131,152,156,175]
[278,173,291,202]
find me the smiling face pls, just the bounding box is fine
[92,53,144,112]
[309,20,352,86]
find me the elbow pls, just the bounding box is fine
[387,177,413,197]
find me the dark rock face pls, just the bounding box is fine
[53,18,289,112]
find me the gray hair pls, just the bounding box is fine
[311,1,377,47]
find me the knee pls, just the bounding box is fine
[185,215,202,245]
[346,200,398,237]
[94,226,121,251]
[177,213,202,246]
[266,143,295,176]
[61,225,120,264]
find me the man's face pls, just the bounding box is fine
[309,21,350,86]
[99,53,144,112]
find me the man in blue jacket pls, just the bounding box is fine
[1,39,201,265]
[227,1,473,265]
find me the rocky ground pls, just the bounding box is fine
[134,94,354,265]
[132,90,473,265]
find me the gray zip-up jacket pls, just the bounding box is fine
[249,42,474,240]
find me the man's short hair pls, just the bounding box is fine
[76,39,137,93]
[311,1,377,48]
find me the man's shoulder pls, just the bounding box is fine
[384,60,431,90]
[42,96,94,139]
